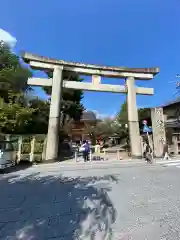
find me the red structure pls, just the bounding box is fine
[70,111,98,142]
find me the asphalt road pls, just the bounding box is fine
[0,162,180,239]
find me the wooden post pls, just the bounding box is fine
[104,149,107,158]
[29,136,35,162]
[117,150,120,160]
[42,137,47,161]
[17,136,22,163]
[89,148,92,161]
[75,151,78,162]
[6,134,10,141]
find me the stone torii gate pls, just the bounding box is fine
[22,52,159,160]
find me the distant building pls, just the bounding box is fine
[161,98,180,154]
[162,98,180,129]
[70,111,98,142]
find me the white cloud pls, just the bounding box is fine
[0,29,17,49]
[90,109,117,120]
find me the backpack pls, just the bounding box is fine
[84,143,90,152]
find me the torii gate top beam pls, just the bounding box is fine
[22,52,160,80]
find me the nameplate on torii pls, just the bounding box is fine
[92,75,101,85]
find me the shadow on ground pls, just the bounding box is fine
[0,162,33,174]
[0,172,118,239]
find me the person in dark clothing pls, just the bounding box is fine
[82,140,90,162]
[143,139,153,163]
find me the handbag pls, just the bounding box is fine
[79,147,85,152]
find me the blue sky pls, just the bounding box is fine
[0,0,180,118]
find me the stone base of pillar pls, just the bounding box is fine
[128,121,142,158]
[46,117,59,161]
[131,155,142,159]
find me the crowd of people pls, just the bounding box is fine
[74,140,104,162]
[73,136,171,163]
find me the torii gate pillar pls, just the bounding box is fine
[46,67,63,161]
[126,77,142,158]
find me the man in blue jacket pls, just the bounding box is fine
[82,140,90,162]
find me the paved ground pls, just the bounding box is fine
[1,161,180,239]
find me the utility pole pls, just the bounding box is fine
[176,74,180,88]
[168,75,180,91]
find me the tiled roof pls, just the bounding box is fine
[81,111,96,121]
[165,119,180,128]
[162,97,180,108]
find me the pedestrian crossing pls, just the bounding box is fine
[161,161,180,168]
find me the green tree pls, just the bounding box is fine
[0,43,32,102]
[117,101,151,122]
[85,118,126,144]
[116,100,151,131]
[26,98,50,134]
[0,41,19,70]
[116,101,128,124]
[0,91,35,133]
[0,43,34,133]
[0,43,84,135]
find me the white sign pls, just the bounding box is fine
[92,75,101,85]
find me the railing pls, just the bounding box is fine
[0,134,131,163]
[0,134,46,163]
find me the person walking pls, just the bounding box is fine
[82,140,90,162]
[143,139,153,163]
[163,141,171,160]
